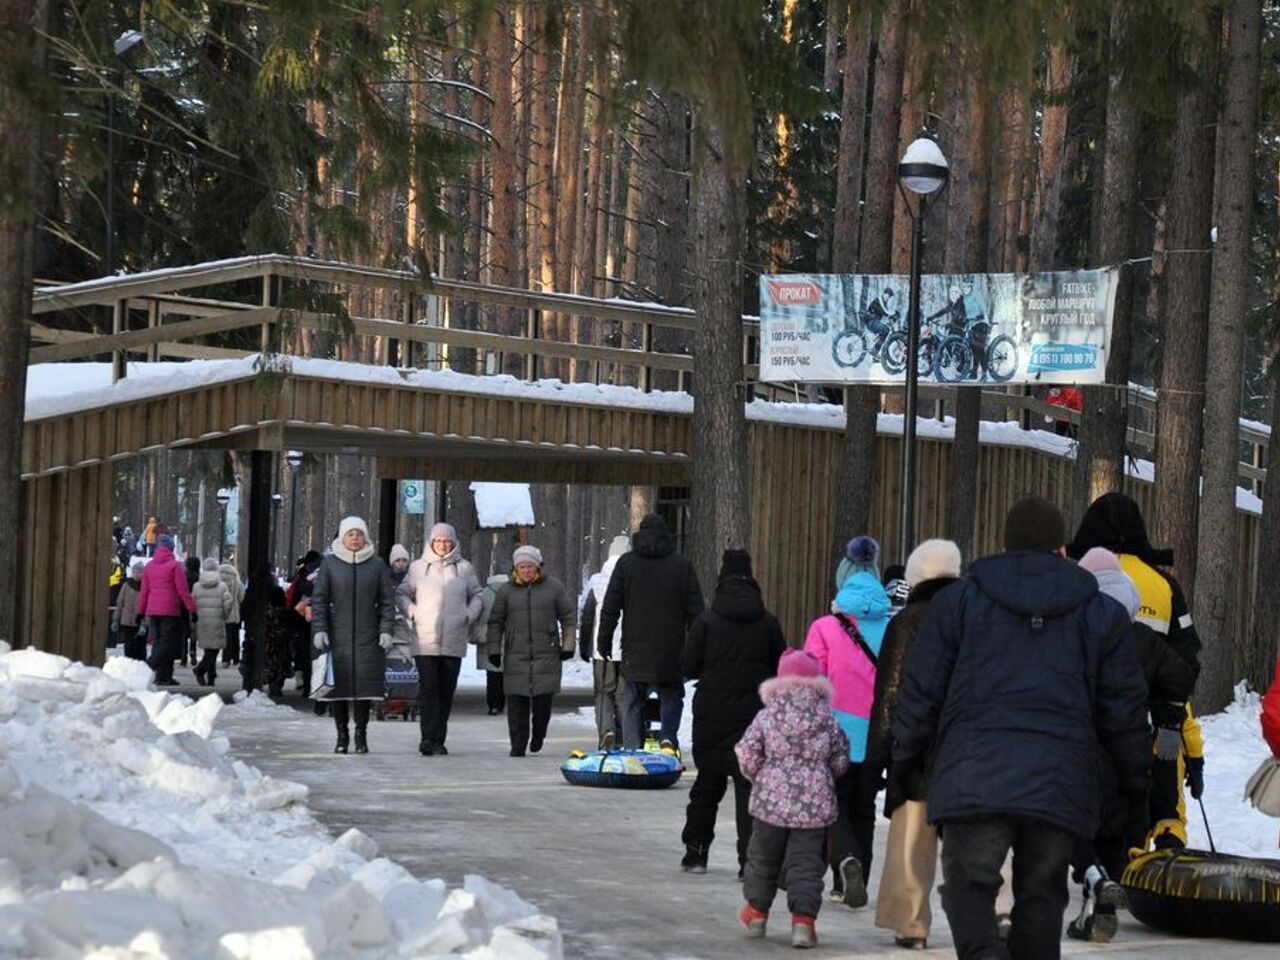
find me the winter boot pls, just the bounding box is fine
[894,936,927,950]
[790,915,817,949]
[681,844,708,874]
[354,727,369,754]
[434,742,448,756]
[334,727,350,754]
[419,740,435,756]
[738,904,768,939]
[1067,866,1123,943]
[839,856,868,908]
[600,731,616,751]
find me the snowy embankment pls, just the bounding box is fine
[0,646,561,959]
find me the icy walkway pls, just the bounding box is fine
[222,688,1276,960]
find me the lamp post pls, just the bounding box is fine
[897,137,949,560]
[105,29,144,277]
[285,450,304,573]
[270,493,283,575]
[216,489,231,562]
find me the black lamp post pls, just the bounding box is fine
[105,29,143,277]
[270,493,283,574]
[216,489,231,562]
[897,137,949,560]
[286,450,304,571]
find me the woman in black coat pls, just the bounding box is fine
[311,516,395,754]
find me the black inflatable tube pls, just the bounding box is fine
[1121,848,1280,942]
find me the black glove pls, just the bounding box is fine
[1185,756,1204,799]
[559,650,573,661]
[488,653,501,668]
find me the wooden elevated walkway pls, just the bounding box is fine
[21,257,1267,665]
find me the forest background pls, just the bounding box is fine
[1,0,1278,709]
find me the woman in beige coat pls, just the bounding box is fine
[402,522,483,756]
[191,558,234,687]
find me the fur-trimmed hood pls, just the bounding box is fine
[759,672,833,705]
[328,539,377,565]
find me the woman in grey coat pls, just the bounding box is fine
[487,545,576,757]
[402,522,483,756]
[312,516,396,754]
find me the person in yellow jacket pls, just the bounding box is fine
[1070,493,1203,849]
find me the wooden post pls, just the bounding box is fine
[145,300,160,363]
[525,307,538,381]
[260,272,273,353]
[242,450,274,693]
[640,321,653,393]
[378,477,398,560]
[111,299,127,383]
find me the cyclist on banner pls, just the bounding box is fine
[960,279,991,381]
[863,287,899,350]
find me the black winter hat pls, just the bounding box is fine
[718,549,753,582]
[1004,497,1066,552]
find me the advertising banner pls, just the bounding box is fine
[400,480,426,515]
[758,269,1118,385]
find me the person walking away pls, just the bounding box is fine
[680,549,786,877]
[142,516,157,557]
[894,498,1149,960]
[865,539,962,950]
[218,560,245,666]
[181,556,201,667]
[578,535,632,748]
[1068,491,1202,851]
[311,517,396,754]
[475,572,510,715]
[138,534,197,685]
[834,533,880,592]
[1067,547,1197,943]
[487,546,576,757]
[735,649,850,949]
[803,535,890,908]
[404,523,483,756]
[286,550,323,697]
[191,558,234,686]
[597,514,704,752]
[262,585,291,697]
[114,559,146,660]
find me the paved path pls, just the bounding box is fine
[205,672,1273,959]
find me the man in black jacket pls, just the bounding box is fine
[893,498,1149,960]
[679,550,786,875]
[597,514,704,751]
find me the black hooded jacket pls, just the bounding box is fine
[597,515,704,683]
[681,576,786,755]
[893,550,1150,839]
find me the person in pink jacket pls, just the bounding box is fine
[138,534,196,685]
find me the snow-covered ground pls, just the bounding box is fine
[0,645,562,959]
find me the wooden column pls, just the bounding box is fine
[242,450,274,691]
[111,299,127,382]
[378,478,397,561]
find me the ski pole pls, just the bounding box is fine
[1197,795,1216,854]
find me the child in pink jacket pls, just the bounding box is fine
[735,649,850,949]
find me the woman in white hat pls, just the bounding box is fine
[312,516,396,754]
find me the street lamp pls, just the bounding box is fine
[216,488,231,562]
[897,137,949,560]
[105,29,144,277]
[285,450,304,573]
[271,493,284,575]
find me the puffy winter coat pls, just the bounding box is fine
[864,576,959,812]
[473,574,508,672]
[578,554,625,662]
[488,573,576,697]
[681,576,787,756]
[311,541,396,700]
[218,563,245,623]
[735,675,850,829]
[893,550,1150,839]
[804,572,890,762]
[191,570,234,649]
[114,578,142,628]
[403,546,483,658]
[597,515,704,682]
[136,546,196,619]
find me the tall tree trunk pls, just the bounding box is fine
[835,0,906,562]
[486,4,522,375]
[1029,43,1073,270]
[552,5,584,378]
[831,5,871,273]
[652,92,691,389]
[822,0,843,94]
[579,0,611,306]
[1152,14,1220,596]
[689,116,749,596]
[1073,6,1140,524]
[890,1,926,273]
[1194,0,1261,712]
[945,46,991,566]
[0,0,39,643]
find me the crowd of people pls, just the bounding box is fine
[109,490,1208,957]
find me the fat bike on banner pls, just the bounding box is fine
[932,320,1019,384]
[831,311,914,374]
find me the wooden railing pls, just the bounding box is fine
[29,255,1270,493]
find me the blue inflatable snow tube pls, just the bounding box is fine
[1122,848,1280,942]
[560,749,684,789]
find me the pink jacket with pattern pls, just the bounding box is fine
[734,674,851,828]
[136,546,196,618]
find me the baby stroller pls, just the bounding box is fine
[376,640,419,721]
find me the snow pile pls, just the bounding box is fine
[1187,682,1280,855]
[0,647,562,959]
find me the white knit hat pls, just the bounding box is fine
[904,539,962,587]
[607,535,631,559]
[389,543,411,564]
[513,545,543,568]
[338,516,369,539]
